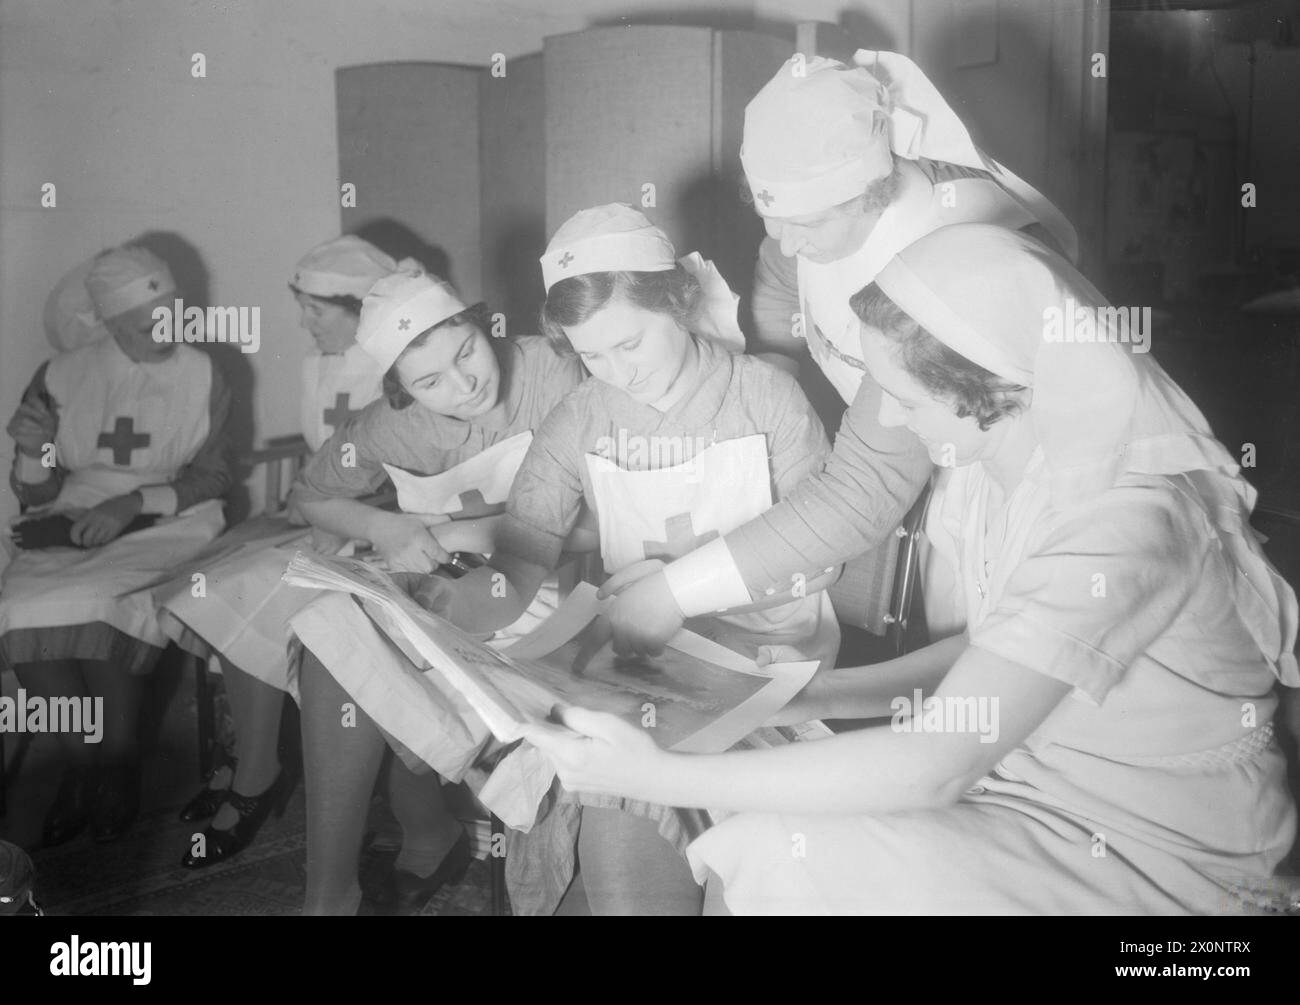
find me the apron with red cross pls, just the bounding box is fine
[0,338,225,653]
[585,434,838,668]
[299,343,384,452]
[291,431,566,736]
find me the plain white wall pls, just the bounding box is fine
[0,0,1075,526]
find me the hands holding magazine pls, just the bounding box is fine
[283,552,822,821]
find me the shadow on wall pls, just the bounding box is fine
[131,230,254,524]
[485,210,547,334]
[678,169,766,336]
[348,217,452,286]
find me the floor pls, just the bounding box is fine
[0,656,494,916]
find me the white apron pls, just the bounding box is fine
[584,434,838,681]
[299,343,384,452]
[152,348,382,685]
[0,340,224,660]
[491,436,840,915]
[293,432,565,731]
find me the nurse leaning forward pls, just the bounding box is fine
[742,50,1080,638]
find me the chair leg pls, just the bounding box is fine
[194,654,214,781]
[489,813,507,917]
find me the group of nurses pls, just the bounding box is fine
[8,45,1294,917]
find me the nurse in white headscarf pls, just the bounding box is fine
[526,224,1299,915]
[738,50,1082,638]
[2,243,234,846]
[290,234,404,449]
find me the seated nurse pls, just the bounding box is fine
[525,223,1300,915]
[2,245,233,846]
[419,204,841,915]
[162,235,400,869]
[289,268,587,915]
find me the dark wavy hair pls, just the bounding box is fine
[849,282,1027,431]
[286,285,364,317]
[539,266,702,356]
[382,302,493,410]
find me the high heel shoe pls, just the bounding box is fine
[178,756,238,822]
[40,766,94,849]
[179,768,295,869]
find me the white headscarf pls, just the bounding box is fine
[873,223,1298,684]
[84,245,176,320]
[292,235,404,301]
[44,257,110,352]
[541,203,745,353]
[741,50,1078,262]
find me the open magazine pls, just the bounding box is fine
[281,551,819,755]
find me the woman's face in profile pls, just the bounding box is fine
[295,292,359,354]
[860,328,1011,469]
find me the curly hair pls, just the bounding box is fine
[381,302,493,410]
[849,282,1027,431]
[539,266,702,356]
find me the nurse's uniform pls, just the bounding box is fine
[152,237,394,689]
[685,226,1300,915]
[1,260,232,673]
[287,271,585,756]
[496,205,840,914]
[743,51,1079,635]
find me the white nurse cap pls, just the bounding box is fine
[356,267,468,373]
[291,235,401,301]
[540,204,677,292]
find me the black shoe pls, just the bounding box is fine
[40,767,93,849]
[365,831,472,915]
[91,761,140,843]
[179,768,294,869]
[178,757,238,822]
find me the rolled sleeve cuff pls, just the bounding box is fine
[137,484,179,516]
[971,611,1125,706]
[662,536,753,616]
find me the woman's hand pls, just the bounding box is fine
[389,570,456,615]
[521,706,668,801]
[70,492,143,548]
[759,657,834,726]
[598,560,685,656]
[368,511,451,573]
[6,399,57,457]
